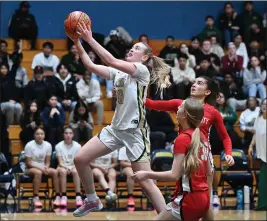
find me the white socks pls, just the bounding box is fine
[86,192,98,201]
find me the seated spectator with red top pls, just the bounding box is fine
[221,43,243,76]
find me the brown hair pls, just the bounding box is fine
[141,43,171,98]
[182,98,205,176]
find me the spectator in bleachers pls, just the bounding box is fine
[8,1,38,50]
[248,98,267,210]
[243,56,266,100]
[197,39,221,73]
[31,42,60,76]
[0,63,22,127]
[69,100,93,143]
[41,95,65,148]
[90,151,118,204]
[118,147,135,211]
[240,96,260,151]
[19,100,40,145]
[210,92,241,154]
[221,43,243,76]
[24,127,60,208]
[24,66,52,110]
[218,2,240,46]
[198,16,221,44]
[105,30,127,59]
[55,127,83,207]
[248,41,266,68]
[210,35,224,60]
[51,63,78,110]
[222,73,247,111]
[89,50,113,98]
[238,1,263,45]
[189,37,202,62]
[195,55,218,79]
[0,39,23,69]
[176,43,196,68]
[171,53,195,99]
[234,34,249,70]
[61,44,86,80]
[76,70,103,125]
[15,51,28,88]
[146,110,177,149]
[159,36,178,67]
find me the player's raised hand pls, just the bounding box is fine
[77,21,92,43]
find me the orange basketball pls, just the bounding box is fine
[64,11,91,39]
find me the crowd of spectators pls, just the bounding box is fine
[0,0,266,211]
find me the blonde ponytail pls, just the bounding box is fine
[150,56,171,98]
[142,43,171,99]
[183,128,204,176]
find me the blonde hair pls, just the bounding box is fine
[182,98,205,176]
[142,43,171,98]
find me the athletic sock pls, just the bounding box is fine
[86,192,98,201]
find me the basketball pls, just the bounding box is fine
[64,11,91,39]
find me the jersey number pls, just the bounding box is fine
[117,89,124,104]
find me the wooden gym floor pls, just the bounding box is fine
[1,210,266,220]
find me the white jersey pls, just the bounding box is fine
[24,140,52,169]
[55,141,81,168]
[94,150,118,169]
[109,62,150,130]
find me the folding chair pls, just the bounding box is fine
[220,149,253,207]
[0,152,16,205]
[16,151,50,211]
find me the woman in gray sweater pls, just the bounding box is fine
[243,56,266,101]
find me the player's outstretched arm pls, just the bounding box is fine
[77,22,136,75]
[73,38,110,79]
[132,153,185,182]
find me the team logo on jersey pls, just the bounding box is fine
[131,119,139,124]
[115,77,126,87]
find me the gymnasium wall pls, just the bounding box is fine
[0,1,266,40]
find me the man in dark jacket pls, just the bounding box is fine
[24,66,52,110]
[0,63,22,126]
[47,64,79,110]
[195,55,218,79]
[61,45,86,79]
[105,30,127,59]
[8,1,38,50]
[159,36,178,67]
[238,1,263,45]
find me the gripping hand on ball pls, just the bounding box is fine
[77,21,92,43]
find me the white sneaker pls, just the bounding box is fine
[73,198,103,217]
[212,195,220,207]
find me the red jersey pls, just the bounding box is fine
[145,98,232,156]
[172,128,209,198]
